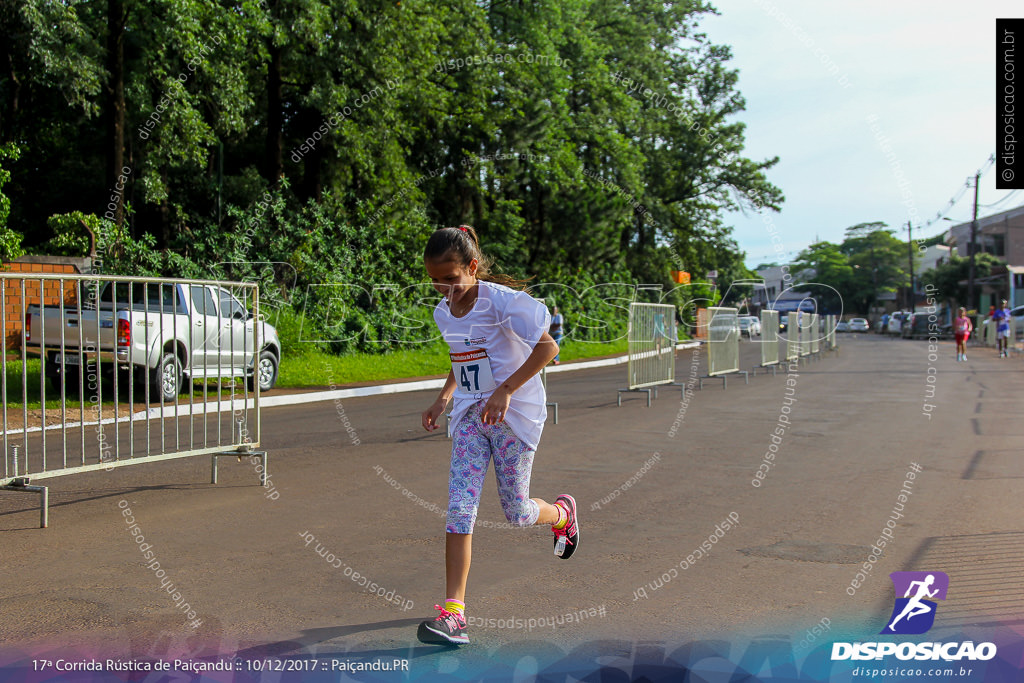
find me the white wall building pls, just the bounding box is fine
[916,244,950,275]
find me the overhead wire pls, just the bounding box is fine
[921,154,994,231]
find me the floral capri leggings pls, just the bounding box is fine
[447,401,540,534]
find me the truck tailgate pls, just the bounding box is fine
[28,307,118,353]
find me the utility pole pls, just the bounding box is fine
[906,221,915,313]
[967,172,980,313]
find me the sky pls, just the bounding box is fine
[701,1,1022,269]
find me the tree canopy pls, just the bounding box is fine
[791,222,912,314]
[1,0,782,350]
[920,253,1003,312]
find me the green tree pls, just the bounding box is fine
[0,142,24,260]
[791,241,852,313]
[920,253,1003,312]
[1,0,783,351]
[841,222,909,313]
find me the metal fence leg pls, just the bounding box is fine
[1,483,49,528]
[617,388,652,406]
[39,486,48,528]
[211,450,267,486]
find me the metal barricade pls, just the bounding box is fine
[617,303,677,406]
[698,307,747,388]
[760,310,780,371]
[798,312,811,358]
[809,313,820,355]
[707,307,739,376]
[786,314,800,362]
[1,274,272,527]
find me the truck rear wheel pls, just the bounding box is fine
[45,357,112,399]
[47,366,82,398]
[150,352,183,403]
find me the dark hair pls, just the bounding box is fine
[423,225,529,289]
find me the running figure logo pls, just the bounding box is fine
[881,571,949,635]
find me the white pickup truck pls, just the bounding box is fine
[25,280,281,402]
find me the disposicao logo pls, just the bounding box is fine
[832,571,997,663]
[881,571,948,635]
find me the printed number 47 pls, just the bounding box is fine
[460,364,479,392]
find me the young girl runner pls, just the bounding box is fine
[418,225,579,645]
[954,307,972,361]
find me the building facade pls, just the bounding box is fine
[945,203,1024,308]
[945,204,1024,264]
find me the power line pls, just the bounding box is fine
[921,155,991,228]
[979,188,1023,210]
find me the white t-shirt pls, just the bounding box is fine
[433,280,550,449]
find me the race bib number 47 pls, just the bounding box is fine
[450,349,497,394]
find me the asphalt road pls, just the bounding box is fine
[1,333,1021,679]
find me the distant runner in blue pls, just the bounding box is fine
[992,299,1011,358]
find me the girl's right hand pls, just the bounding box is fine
[422,397,448,432]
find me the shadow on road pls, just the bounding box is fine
[232,618,436,659]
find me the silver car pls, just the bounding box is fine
[738,316,762,337]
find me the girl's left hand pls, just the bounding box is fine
[481,386,512,425]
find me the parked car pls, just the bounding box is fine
[738,315,761,337]
[886,311,910,336]
[1013,305,1024,336]
[26,281,282,401]
[902,312,935,339]
[979,304,1024,339]
[835,320,850,332]
[849,318,869,332]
